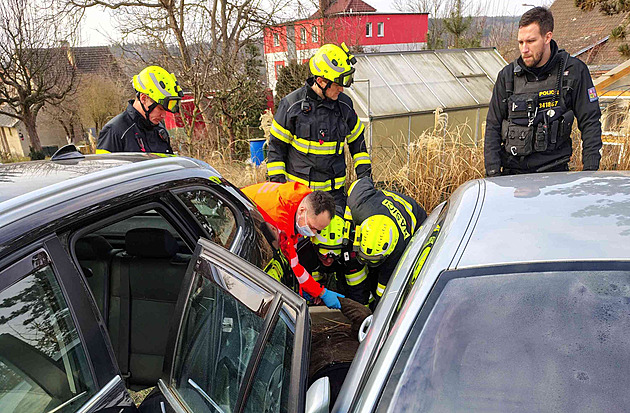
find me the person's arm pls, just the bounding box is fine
[267,99,293,182]
[345,101,372,179]
[284,241,324,298]
[96,123,122,153]
[484,68,509,177]
[571,59,602,171]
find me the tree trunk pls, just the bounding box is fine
[23,110,42,152]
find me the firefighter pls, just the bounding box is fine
[484,7,602,176]
[97,65,183,154]
[346,177,427,302]
[267,43,371,213]
[299,215,371,305]
[241,181,344,309]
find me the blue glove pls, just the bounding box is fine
[320,288,344,309]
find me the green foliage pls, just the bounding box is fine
[576,0,630,13]
[275,61,311,101]
[426,30,445,49]
[443,0,472,48]
[29,147,45,160]
[618,42,630,56]
[612,25,626,39]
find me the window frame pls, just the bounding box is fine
[300,27,307,44]
[377,22,384,37]
[273,32,280,47]
[311,26,318,43]
[366,22,372,37]
[160,238,310,413]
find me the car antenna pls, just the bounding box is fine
[50,144,86,161]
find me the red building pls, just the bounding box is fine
[264,0,428,94]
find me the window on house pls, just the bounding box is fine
[366,22,372,37]
[377,22,384,37]
[274,61,285,79]
[312,26,319,43]
[273,32,280,47]
[300,27,307,44]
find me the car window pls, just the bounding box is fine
[0,257,96,413]
[378,268,630,412]
[243,308,294,413]
[177,189,237,248]
[172,267,265,413]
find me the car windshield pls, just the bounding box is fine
[377,267,630,412]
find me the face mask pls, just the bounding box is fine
[297,210,316,237]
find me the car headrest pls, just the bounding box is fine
[75,235,113,260]
[125,228,179,258]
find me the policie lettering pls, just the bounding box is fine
[382,199,410,239]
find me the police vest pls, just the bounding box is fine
[501,51,575,157]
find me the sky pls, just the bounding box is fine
[80,0,552,46]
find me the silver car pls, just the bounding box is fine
[335,171,630,412]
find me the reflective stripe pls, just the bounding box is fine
[271,120,294,144]
[291,137,342,155]
[290,256,299,266]
[348,179,362,197]
[151,153,175,157]
[95,149,111,154]
[376,283,386,297]
[257,182,282,194]
[344,206,352,221]
[295,269,310,284]
[322,54,345,73]
[267,161,286,176]
[286,173,345,191]
[382,190,417,231]
[352,151,371,167]
[149,72,173,97]
[312,271,323,282]
[346,118,365,144]
[345,266,368,286]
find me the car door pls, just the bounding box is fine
[157,237,311,413]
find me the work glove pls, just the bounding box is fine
[320,288,344,310]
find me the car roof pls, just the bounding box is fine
[0,154,221,229]
[455,171,630,268]
[0,153,219,203]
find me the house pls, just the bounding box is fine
[0,106,27,157]
[263,0,429,93]
[550,0,630,76]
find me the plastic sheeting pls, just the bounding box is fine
[347,48,507,119]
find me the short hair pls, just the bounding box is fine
[519,7,554,35]
[305,190,336,219]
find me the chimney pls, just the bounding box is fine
[319,0,331,16]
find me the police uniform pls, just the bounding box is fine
[267,78,371,211]
[485,40,602,176]
[97,101,173,154]
[346,177,427,299]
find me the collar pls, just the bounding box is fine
[126,100,157,131]
[304,78,338,109]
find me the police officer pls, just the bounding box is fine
[484,7,602,176]
[346,177,427,302]
[267,43,372,213]
[298,215,371,305]
[97,65,183,154]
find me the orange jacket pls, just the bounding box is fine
[242,181,324,297]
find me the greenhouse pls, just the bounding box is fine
[345,48,507,177]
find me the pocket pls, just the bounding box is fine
[534,124,548,152]
[508,95,537,121]
[297,123,311,139]
[504,123,534,157]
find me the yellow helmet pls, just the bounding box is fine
[133,65,184,113]
[309,43,357,87]
[312,215,346,256]
[355,215,399,266]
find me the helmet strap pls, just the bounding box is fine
[315,77,333,100]
[137,92,159,123]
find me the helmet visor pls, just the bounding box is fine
[357,251,386,267]
[335,68,355,87]
[158,96,182,113]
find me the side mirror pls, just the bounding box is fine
[306,376,330,413]
[358,314,373,343]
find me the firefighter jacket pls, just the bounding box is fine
[485,40,602,175]
[97,101,173,154]
[267,78,371,191]
[346,177,427,298]
[241,181,324,298]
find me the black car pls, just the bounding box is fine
[0,149,326,413]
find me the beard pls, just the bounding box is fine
[523,50,543,68]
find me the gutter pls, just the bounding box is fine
[572,35,610,57]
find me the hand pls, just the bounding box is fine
[320,288,344,310]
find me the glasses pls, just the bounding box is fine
[357,252,386,267]
[157,96,181,113]
[334,68,355,87]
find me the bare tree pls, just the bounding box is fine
[0,0,78,153]
[62,0,294,158]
